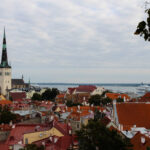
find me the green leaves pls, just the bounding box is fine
[31,88,59,101]
[135,8,150,41]
[0,105,16,124]
[76,120,132,150]
[89,94,112,106]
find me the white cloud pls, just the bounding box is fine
[0,0,149,83]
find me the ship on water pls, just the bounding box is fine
[136,83,150,96]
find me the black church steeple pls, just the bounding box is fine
[0,28,11,68]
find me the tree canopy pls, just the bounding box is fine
[31,88,59,101]
[89,94,112,106]
[116,97,124,103]
[135,8,150,41]
[66,100,83,107]
[42,88,59,100]
[0,105,17,124]
[32,93,42,101]
[76,119,132,150]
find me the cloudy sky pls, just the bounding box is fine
[0,0,149,83]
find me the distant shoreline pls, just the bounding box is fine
[32,83,147,87]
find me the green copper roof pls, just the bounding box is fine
[0,28,11,68]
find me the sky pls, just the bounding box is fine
[0,0,149,83]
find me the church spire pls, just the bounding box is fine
[0,28,11,68]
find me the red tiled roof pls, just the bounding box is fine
[106,93,130,101]
[68,88,76,94]
[116,103,150,129]
[6,124,50,146]
[10,92,26,101]
[131,132,150,150]
[53,121,71,135]
[44,135,73,150]
[100,116,111,126]
[56,94,65,99]
[0,124,12,131]
[76,85,96,93]
[139,92,150,102]
[0,100,12,105]
[0,142,8,150]
[67,106,105,113]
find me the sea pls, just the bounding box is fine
[32,83,150,97]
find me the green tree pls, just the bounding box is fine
[31,93,42,101]
[76,119,132,150]
[116,97,124,103]
[89,95,102,106]
[94,108,105,121]
[101,90,112,97]
[0,105,17,124]
[42,88,59,101]
[147,147,150,150]
[66,100,83,107]
[89,95,112,106]
[134,6,150,41]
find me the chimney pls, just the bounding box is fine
[78,105,80,110]
[141,136,146,144]
[66,106,68,111]
[123,96,126,102]
[54,137,58,143]
[49,136,52,141]
[9,120,13,126]
[69,129,72,135]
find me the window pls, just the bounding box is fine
[5,72,10,76]
[25,138,28,144]
[77,124,80,129]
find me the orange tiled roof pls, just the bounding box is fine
[68,110,91,121]
[68,88,76,94]
[106,93,130,100]
[116,103,150,129]
[131,132,150,150]
[56,94,65,99]
[139,92,150,102]
[67,106,105,113]
[0,100,12,105]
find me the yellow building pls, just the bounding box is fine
[23,127,64,144]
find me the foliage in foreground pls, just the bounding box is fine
[0,105,16,124]
[135,8,150,41]
[76,119,132,150]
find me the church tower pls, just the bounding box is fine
[0,28,11,96]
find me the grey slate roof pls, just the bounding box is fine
[12,79,24,85]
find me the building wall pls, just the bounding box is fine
[12,85,26,89]
[13,144,23,150]
[70,120,81,133]
[23,127,63,144]
[0,68,11,95]
[91,87,105,95]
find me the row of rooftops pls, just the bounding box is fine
[1,85,150,149]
